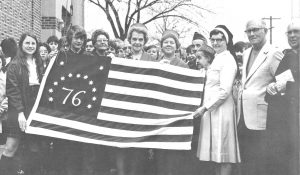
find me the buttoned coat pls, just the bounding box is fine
[237,43,283,130]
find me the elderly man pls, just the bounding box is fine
[237,19,283,175]
[265,19,300,175]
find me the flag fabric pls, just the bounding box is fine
[26,52,205,150]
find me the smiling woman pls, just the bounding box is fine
[1,32,44,175]
[194,25,240,175]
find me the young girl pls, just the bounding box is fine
[1,32,43,175]
[39,42,51,70]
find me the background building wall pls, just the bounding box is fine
[0,0,41,41]
[41,0,85,42]
[0,0,84,42]
[71,0,84,27]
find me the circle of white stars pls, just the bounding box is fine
[48,72,99,110]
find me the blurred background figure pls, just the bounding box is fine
[145,45,159,60]
[108,40,118,56]
[59,36,69,51]
[233,41,251,77]
[39,42,51,70]
[122,40,132,59]
[47,35,59,52]
[47,35,59,59]
[186,44,197,69]
[85,38,94,53]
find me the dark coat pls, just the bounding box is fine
[265,49,299,175]
[6,59,43,124]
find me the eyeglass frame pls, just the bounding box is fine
[209,38,224,43]
[244,28,265,34]
[96,39,108,43]
[286,29,300,36]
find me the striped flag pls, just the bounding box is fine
[26,52,205,150]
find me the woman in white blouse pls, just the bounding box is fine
[193,25,240,175]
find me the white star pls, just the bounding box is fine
[99,66,104,70]
[76,74,81,78]
[48,88,53,93]
[61,76,65,81]
[48,97,53,102]
[53,81,58,86]
[83,75,88,79]
[68,73,73,77]
[92,88,97,92]
[89,80,94,85]
[92,96,97,101]
[87,104,92,109]
[60,61,64,66]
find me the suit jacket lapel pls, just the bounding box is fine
[242,48,251,84]
[245,43,270,82]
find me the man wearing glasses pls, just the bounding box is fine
[237,19,283,175]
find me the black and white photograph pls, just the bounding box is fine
[0,0,299,175]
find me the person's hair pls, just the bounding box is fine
[66,25,87,49]
[86,38,93,43]
[233,41,251,53]
[127,24,149,44]
[186,45,193,55]
[0,56,5,71]
[91,29,110,45]
[1,37,18,58]
[46,35,59,44]
[15,32,43,78]
[39,42,51,53]
[58,36,68,50]
[196,50,215,64]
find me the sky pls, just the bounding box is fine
[84,0,296,49]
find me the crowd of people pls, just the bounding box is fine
[0,18,298,175]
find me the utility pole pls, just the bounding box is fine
[262,16,281,44]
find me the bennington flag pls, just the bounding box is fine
[26,52,205,150]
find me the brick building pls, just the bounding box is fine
[0,0,84,42]
[0,0,41,41]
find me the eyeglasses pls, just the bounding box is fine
[286,29,300,36]
[210,38,224,43]
[244,28,264,34]
[96,39,108,43]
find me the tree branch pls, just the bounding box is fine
[105,0,124,36]
[124,0,132,30]
[127,0,160,26]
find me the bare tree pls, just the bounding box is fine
[87,0,214,40]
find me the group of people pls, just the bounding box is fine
[0,17,298,175]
